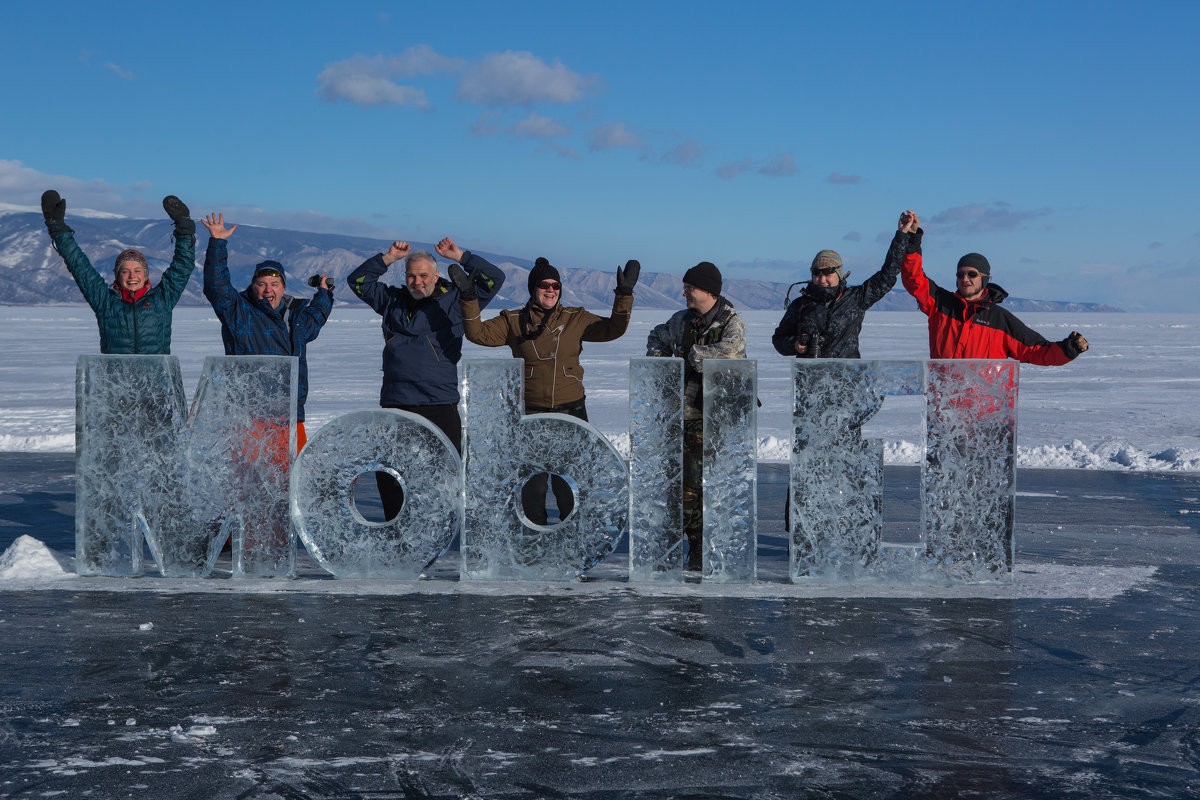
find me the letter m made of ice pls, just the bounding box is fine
[75,354,298,578]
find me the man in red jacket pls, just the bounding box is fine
[899,211,1089,363]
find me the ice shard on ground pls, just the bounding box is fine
[186,355,298,578]
[290,409,460,578]
[628,357,684,581]
[703,359,757,582]
[923,360,1017,583]
[75,355,189,577]
[789,359,924,582]
[460,359,628,581]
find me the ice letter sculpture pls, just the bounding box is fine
[290,410,460,578]
[789,360,924,582]
[789,359,1016,584]
[703,359,758,582]
[923,360,1017,583]
[628,358,684,581]
[76,355,190,577]
[460,360,628,580]
[187,356,298,578]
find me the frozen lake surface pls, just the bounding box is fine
[1,306,1197,470]
[2,455,1200,798]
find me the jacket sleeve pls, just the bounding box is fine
[459,251,506,311]
[772,299,803,356]
[156,234,197,309]
[346,254,392,315]
[202,238,240,318]
[1000,313,1074,366]
[688,314,748,372]
[646,313,681,357]
[859,230,908,309]
[581,291,633,342]
[52,231,111,314]
[294,288,334,344]
[900,250,938,317]
[460,297,512,347]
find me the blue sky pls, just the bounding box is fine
[2,0,1197,311]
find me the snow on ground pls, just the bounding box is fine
[1,307,1196,471]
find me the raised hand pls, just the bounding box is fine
[616,259,641,294]
[899,210,920,233]
[163,195,195,236]
[1069,331,1089,354]
[447,262,477,300]
[435,237,465,263]
[201,213,238,239]
[382,241,411,266]
[40,190,72,235]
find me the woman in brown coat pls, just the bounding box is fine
[455,256,639,525]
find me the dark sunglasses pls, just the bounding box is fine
[956,270,981,279]
[536,281,562,291]
[811,266,839,276]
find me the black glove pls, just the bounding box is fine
[41,190,72,235]
[1061,331,1088,359]
[907,227,923,255]
[162,195,196,237]
[448,263,477,301]
[616,259,640,295]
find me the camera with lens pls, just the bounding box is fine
[307,275,325,288]
[797,332,822,359]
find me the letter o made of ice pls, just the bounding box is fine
[290,409,461,578]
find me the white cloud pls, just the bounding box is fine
[456,51,599,106]
[316,47,464,109]
[588,122,642,151]
[928,202,1052,235]
[715,158,753,180]
[0,160,137,214]
[759,153,796,177]
[509,113,571,139]
[106,63,134,81]
[828,171,861,184]
[538,142,581,160]
[660,138,706,166]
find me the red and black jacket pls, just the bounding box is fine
[901,251,1075,366]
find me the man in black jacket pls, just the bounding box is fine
[772,211,918,359]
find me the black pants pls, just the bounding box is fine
[522,400,588,526]
[376,403,462,521]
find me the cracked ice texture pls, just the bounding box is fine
[628,358,684,581]
[702,359,757,582]
[923,360,1017,584]
[789,360,924,582]
[75,355,190,577]
[187,356,298,578]
[460,360,628,580]
[290,410,460,578]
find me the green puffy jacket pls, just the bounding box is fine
[52,231,196,354]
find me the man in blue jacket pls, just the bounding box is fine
[347,237,505,518]
[201,212,334,451]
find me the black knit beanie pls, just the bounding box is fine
[957,253,991,278]
[682,261,722,297]
[527,257,561,295]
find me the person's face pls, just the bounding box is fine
[250,275,285,308]
[810,267,840,288]
[406,258,439,299]
[683,282,717,313]
[533,279,561,310]
[956,267,987,301]
[116,261,148,292]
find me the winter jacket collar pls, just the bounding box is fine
[115,283,152,304]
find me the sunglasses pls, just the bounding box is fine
[811,266,839,276]
[956,270,981,279]
[536,281,562,291]
[253,266,284,280]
